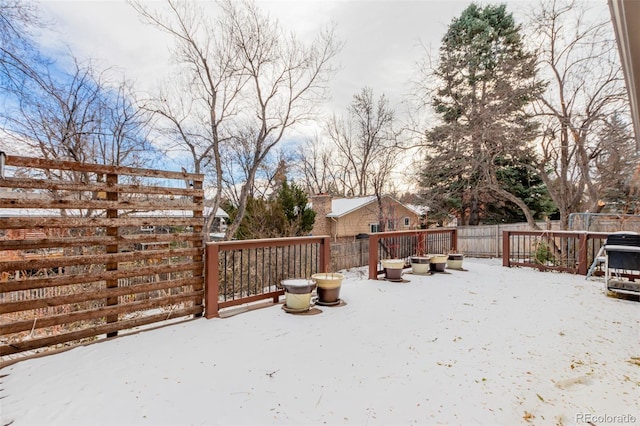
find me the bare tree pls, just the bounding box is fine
[369,146,402,231]
[0,0,46,98]
[5,58,153,169]
[131,0,341,241]
[293,134,336,195]
[327,87,399,197]
[221,138,293,204]
[593,113,639,212]
[527,0,632,228]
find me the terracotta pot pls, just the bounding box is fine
[410,256,431,275]
[447,253,464,270]
[281,279,316,310]
[311,273,345,303]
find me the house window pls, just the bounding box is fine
[370,223,380,233]
[387,219,395,230]
[403,217,410,227]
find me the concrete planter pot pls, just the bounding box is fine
[410,256,431,275]
[281,279,316,311]
[381,259,405,280]
[429,254,448,272]
[311,273,345,304]
[447,253,464,270]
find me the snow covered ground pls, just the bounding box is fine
[1,258,638,425]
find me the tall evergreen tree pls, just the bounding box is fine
[421,3,546,226]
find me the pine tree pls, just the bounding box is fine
[421,3,546,226]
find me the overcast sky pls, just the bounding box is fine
[33,0,535,119]
[31,0,609,182]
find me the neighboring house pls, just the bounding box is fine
[309,194,424,241]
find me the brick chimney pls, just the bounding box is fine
[309,193,332,236]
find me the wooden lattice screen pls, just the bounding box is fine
[0,155,205,359]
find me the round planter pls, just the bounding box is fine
[311,273,345,304]
[381,259,405,280]
[410,256,431,275]
[447,253,464,270]
[429,254,448,272]
[281,279,316,310]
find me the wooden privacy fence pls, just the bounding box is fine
[330,238,369,271]
[457,221,561,258]
[502,230,609,275]
[368,229,458,279]
[0,155,204,358]
[205,236,331,318]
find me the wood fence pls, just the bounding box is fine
[457,221,561,257]
[330,238,369,271]
[0,155,204,358]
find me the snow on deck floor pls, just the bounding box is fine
[1,258,638,425]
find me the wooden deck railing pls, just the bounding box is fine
[368,229,458,279]
[502,230,609,275]
[205,236,331,318]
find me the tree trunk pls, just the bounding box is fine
[487,184,541,230]
[469,192,480,226]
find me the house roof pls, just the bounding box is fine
[326,196,377,218]
[325,195,423,218]
[404,203,430,216]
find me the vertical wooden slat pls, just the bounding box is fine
[105,173,119,337]
[192,177,204,317]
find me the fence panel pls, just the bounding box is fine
[457,221,561,258]
[330,239,369,271]
[0,155,204,359]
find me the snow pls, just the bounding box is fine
[1,258,639,426]
[326,196,378,218]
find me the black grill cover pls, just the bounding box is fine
[605,233,640,270]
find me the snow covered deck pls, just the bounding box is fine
[1,258,638,425]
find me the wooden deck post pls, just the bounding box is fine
[205,243,220,319]
[577,232,588,276]
[451,228,458,253]
[369,234,380,280]
[319,236,331,273]
[502,230,510,267]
